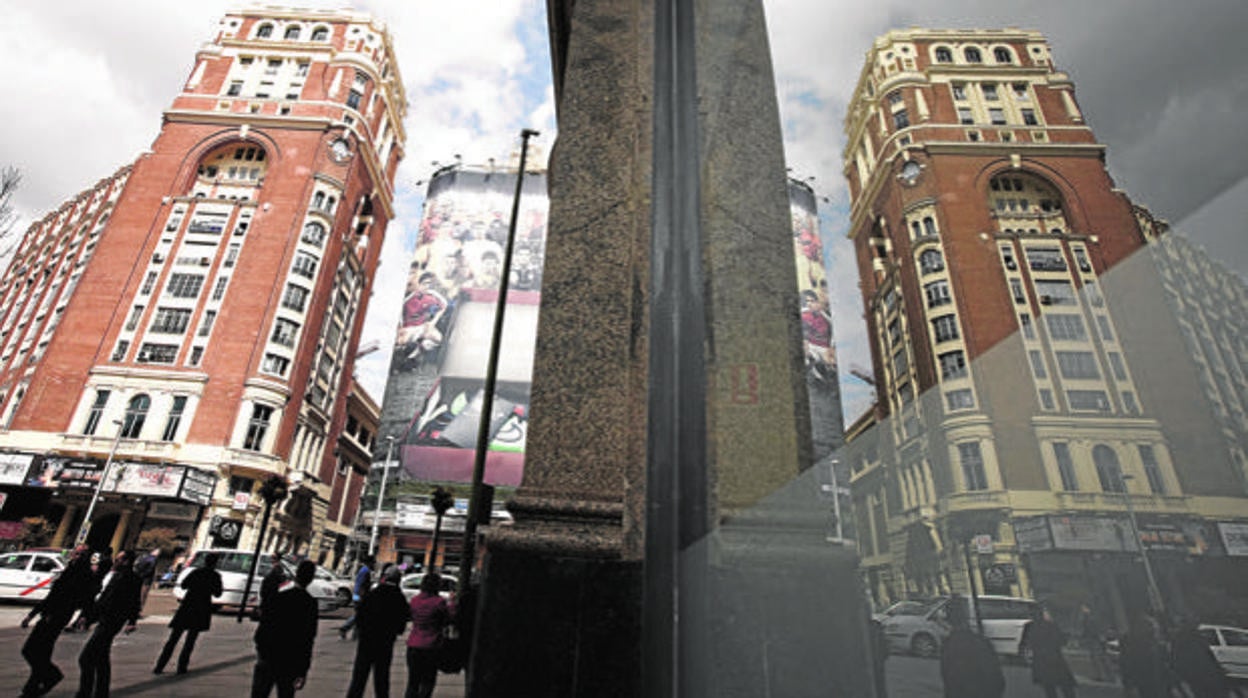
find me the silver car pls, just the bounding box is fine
[881,595,1038,658]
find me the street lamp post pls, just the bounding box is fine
[76,419,125,547]
[368,436,395,558]
[1118,471,1166,615]
[236,474,288,622]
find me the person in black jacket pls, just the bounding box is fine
[77,550,143,698]
[252,559,319,698]
[939,597,1005,698]
[258,553,287,621]
[345,567,410,698]
[1020,606,1077,698]
[154,552,223,674]
[19,545,94,698]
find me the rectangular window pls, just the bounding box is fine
[1056,351,1099,379]
[925,280,951,308]
[212,276,229,301]
[138,343,179,364]
[946,389,974,411]
[292,252,318,279]
[1053,442,1079,491]
[893,109,909,129]
[167,273,205,299]
[1139,445,1166,494]
[1029,350,1047,379]
[958,107,974,125]
[296,62,310,77]
[189,346,204,366]
[150,307,192,334]
[1019,313,1035,339]
[198,310,217,337]
[243,404,274,451]
[1096,315,1114,341]
[1122,390,1139,414]
[892,350,909,378]
[931,315,959,342]
[952,83,967,101]
[187,214,227,235]
[1026,247,1067,272]
[141,271,158,295]
[1074,248,1092,273]
[1068,390,1112,412]
[989,108,1006,125]
[1021,108,1038,126]
[224,244,240,268]
[958,442,989,491]
[1039,388,1055,410]
[1108,352,1127,381]
[281,284,309,312]
[981,83,999,101]
[125,305,145,331]
[1036,280,1076,306]
[347,89,362,110]
[83,389,110,436]
[271,318,299,347]
[227,81,243,96]
[162,395,187,441]
[110,340,129,362]
[261,353,290,376]
[939,350,967,379]
[1012,83,1030,100]
[1046,314,1087,341]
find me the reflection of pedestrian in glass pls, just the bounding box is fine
[1078,604,1113,682]
[1021,606,1076,698]
[939,597,1004,698]
[344,567,409,698]
[1170,618,1234,698]
[77,550,142,698]
[154,552,223,674]
[1120,613,1170,698]
[20,545,93,698]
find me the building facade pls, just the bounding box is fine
[0,8,405,562]
[842,29,1248,629]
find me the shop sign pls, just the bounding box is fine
[1013,517,1054,553]
[1049,515,1136,552]
[179,468,217,506]
[232,492,251,511]
[1218,522,1248,557]
[30,458,106,490]
[214,518,242,545]
[148,501,198,521]
[0,453,35,485]
[1137,522,1192,552]
[983,563,1017,587]
[395,501,430,529]
[973,534,995,555]
[103,462,184,497]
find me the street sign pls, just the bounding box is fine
[973,534,994,555]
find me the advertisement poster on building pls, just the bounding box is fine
[102,462,183,497]
[1219,522,1248,556]
[0,453,34,485]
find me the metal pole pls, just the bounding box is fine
[830,459,844,542]
[460,128,539,595]
[236,498,273,622]
[76,419,125,547]
[964,541,985,636]
[368,436,395,557]
[1119,472,1165,615]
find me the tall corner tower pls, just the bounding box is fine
[0,8,406,561]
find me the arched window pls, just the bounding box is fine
[934,47,953,63]
[922,217,938,237]
[993,47,1013,64]
[284,25,302,40]
[311,26,330,41]
[302,221,327,248]
[256,23,274,39]
[919,249,944,274]
[121,394,150,439]
[964,47,982,63]
[987,172,1069,235]
[1093,445,1125,492]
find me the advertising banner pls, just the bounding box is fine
[0,453,35,486]
[1012,517,1054,553]
[1219,522,1248,556]
[1049,515,1137,552]
[103,462,184,497]
[26,458,106,490]
[179,467,217,506]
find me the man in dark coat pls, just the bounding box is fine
[133,547,160,614]
[252,559,319,697]
[258,553,287,621]
[20,545,94,698]
[939,597,1005,698]
[1171,619,1235,698]
[1021,606,1077,698]
[77,550,143,698]
[154,552,223,674]
[345,567,410,698]
[1119,613,1171,698]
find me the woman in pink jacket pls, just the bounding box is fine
[405,572,454,698]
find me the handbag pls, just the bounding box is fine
[437,622,467,674]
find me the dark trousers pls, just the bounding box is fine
[250,657,298,698]
[21,617,68,696]
[78,621,123,698]
[345,638,396,698]
[154,627,201,672]
[405,647,439,698]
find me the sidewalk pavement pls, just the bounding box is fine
[0,596,465,697]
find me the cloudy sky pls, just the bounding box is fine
[2,0,1245,423]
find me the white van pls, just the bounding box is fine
[173,549,351,614]
[881,594,1038,657]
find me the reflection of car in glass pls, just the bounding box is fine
[1198,625,1248,680]
[174,549,351,614]
[881,595,1038,658]
[399,573,458,603]
[0,551,65,601]
[872,599,935,623]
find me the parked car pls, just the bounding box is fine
[399,572,458,603]
[174,549,351,614]
[0,551,65,602]
[872,599,936,624]
[881,594,1039,658]
[1197,625,1248,680]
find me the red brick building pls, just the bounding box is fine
[842,29,1248,626]
[0,8,404,565]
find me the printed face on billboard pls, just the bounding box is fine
[790,182,835,379]
[380,168,548,485]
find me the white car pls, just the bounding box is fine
[0,551,65,601]
[399,572,458,602]
[881,594,1039,658]
[1198,624,1248,680]
[174,549,351,614]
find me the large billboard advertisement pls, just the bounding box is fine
[378,166,548,486]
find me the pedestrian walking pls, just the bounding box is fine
[1021,606,1077,698]
[870,618,889,698]
[76,550,142,698]
[405,571,455,698]
[1171,618,1235,698]
[252,559,319,698]
[939,597,1005,698]
[19,545,94,698]
[154,551,223,675]
[133,548,160,614]
[259,553,287,621]
[1078,604,1113,682]
[339,556,374,640]
[66,549,108,633]
[345,567,410,698]
[1120,613,1172,698]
